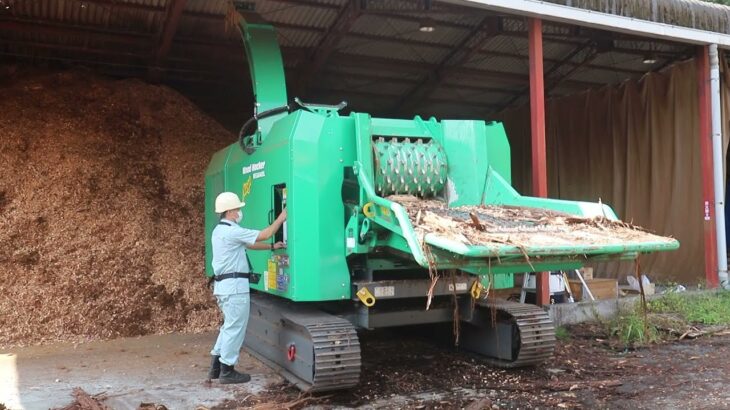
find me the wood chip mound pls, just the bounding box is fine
[0,69,232,347]
[390,195,676,250]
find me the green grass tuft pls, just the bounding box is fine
[604,291,730,348]
[608,310,659,347]
[555,326,570,341]
[648,291,730,326]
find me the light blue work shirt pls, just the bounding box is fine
[211,219,260,296]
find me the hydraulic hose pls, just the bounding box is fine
[238,104,290,152]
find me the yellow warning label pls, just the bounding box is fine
[267,259,278,291]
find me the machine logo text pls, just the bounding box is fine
[243,161,266,180]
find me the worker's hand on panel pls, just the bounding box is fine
[273,241,286,250]
[278,207,287,221]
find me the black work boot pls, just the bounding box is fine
[208,355,221,379]
[219,363,251,384]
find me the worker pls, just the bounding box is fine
[208,191,287,384]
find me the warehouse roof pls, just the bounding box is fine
[547,0,730,34]
[0,0,726,118]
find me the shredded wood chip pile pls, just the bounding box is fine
[0,70,231,347]
[390,195,676,250]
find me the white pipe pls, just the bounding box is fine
[709,44,730,289]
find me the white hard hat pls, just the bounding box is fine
[215,192,245,213]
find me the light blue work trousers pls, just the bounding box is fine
[210,293,250,366]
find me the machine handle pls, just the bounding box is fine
[293,97,347,112]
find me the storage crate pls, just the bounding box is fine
[569,278,618,301]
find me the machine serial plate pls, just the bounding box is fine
[448,282,468,292]
[373,286,395,297]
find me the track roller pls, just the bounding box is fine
[460,299,556,368]
[245,292,361,392]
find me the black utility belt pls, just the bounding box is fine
[214,272,261,284]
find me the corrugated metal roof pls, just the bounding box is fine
[350,14,468,47]
[0,0,709,113]
[2,0,161,33]
[275,26,322,47]
[469,55,527,75]
[338,34,450,63]
[257,1,337,30]
[184,0,228,15]
[546,0,730,34]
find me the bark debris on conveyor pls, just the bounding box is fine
[390,195,676,249]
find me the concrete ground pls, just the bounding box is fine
[0,332,281,410]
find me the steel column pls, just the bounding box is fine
[529,17,550,306]
[697,45,719,288]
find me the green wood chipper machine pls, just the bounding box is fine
[204,21,679,392]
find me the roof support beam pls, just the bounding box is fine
[448,0,730,48]
[0,19,146,46]
[149,0,187,81]
[391,16,500,114]
[0,49,240,83]
[0,18,244,55]
[0,19,604,92]
[321,68,521,96]
[0,18,661,78]
[0,38,148,60]
[294,0,362,98]
[496,38,593,110]
[327,52,603,89]
[313,86,500,110]
[498,30,685,60]
[272,21,652,75]
[545,48,598,95]
[80,0,221,19]
[269,0,478,31]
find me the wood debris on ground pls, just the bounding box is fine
[215,383,330,410]
[54,388,110,410]
[0,69,233,347]
[138,403,168,410]
[390,195,676,251]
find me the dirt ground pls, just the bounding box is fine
[214,323,730,409]
[0,332,281,410]
[3,322,730,409]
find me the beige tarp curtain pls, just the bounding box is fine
[498,58,730,284]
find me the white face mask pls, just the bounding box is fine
[234,210,243,224]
